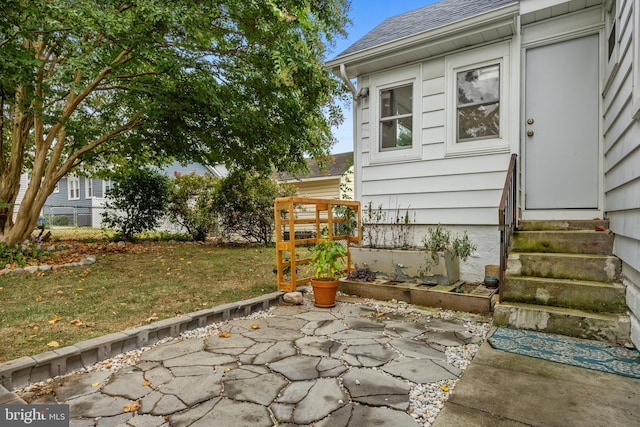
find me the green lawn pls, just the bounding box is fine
[0,242,277,363]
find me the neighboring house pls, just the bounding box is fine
[277,151,354,200]
[277,152,354,237]
[326,0,640,347]
[41,161,226,227]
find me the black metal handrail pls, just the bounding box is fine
[498,154,518,302]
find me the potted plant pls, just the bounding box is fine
[309,238,347,308]
[419,225,477,284]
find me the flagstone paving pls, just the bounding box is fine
[20,296,489,426]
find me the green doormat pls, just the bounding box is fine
[488,327,640,379]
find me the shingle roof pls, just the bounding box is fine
[279,152,353,181]
[335,0,518,58]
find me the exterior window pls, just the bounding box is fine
[86,178,93,198]
[53,182,60,193]
[103,179,113,196]
[607,0,617,61]
[456,64,500,142]
[68,176,80,200]
[379,84,413,150]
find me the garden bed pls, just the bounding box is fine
[339,279,497,315]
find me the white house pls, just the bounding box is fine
[327,0,640,348]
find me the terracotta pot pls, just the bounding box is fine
[310,278,340,308]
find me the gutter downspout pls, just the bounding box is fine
[337,64,360,201]
[339,64,357,96]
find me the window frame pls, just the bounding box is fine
[86,177,94,198]
[102,179,113,196]
[68,175,80,200]
[445,43,511,157]
[369,65,422,164]
[379,84,414,151]
[605,0,620,80]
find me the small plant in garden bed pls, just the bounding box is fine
[422,224,476,270]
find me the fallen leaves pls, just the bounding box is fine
[35,296,43,302]
[251,324,260,330]
[218,331,231,338]
[142,381,151,387]
[47,341,60,348]
[123,403,141,413]
[70,319,82,326]
[48,315,61,324]
[91,382,101,388]
[440,385,450,392]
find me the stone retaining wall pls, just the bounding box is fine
[0,291,285,400]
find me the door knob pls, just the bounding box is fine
[527,129,534,137]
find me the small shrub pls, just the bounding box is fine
[422,225,477,270]
[53,215,70,226]
[101,167,170,241]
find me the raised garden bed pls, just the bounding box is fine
[339,279,497,315]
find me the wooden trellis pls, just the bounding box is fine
[274,197,361,292]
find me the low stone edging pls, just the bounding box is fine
[0,291,285,399]
[0,255,97,275]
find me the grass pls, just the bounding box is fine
[0,242,278,363]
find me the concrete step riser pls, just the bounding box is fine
[517,220,609,231]
[502,277,627,313]
[511,231,614,255]
[493,303,630,345]
[507,253,621,283]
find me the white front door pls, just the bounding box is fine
[524,35,600,212]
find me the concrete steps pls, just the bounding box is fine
[494,220,631,345]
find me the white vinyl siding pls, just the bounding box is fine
[603,0,640,348]
[356,45,513,228]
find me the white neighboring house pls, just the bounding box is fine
[15,161,227,228]
[326,0,640,347]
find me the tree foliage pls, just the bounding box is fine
[167,171,220,242]
[215,170,296,245]
[101,168,170,241]
[0,0,350,244]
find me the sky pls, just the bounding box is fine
[328,0,438,154]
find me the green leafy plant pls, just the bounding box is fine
[214,170,296,245]
[101,168,170,241]
[310,239,347,281]
[167,172,220,241]
[422,225,477,269]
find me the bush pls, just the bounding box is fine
[101,167,170,241]
[53,215,70,226]
[167,172,220,241]
[214,171,296,245]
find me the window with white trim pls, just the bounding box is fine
[368,65,421,164]
[68,175,80,200]
[445,43,510,156]
[606,0,619,78]
[103,179,113,196]
[379,84,413,150]
[86,177,93,198]
[53,182,60,193]
[456,64,500,142]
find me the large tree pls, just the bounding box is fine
[0,0,350,245]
